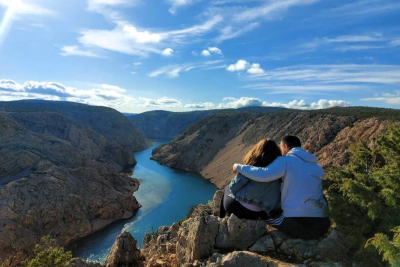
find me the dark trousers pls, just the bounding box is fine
[219,185,269,220]
[275,216,331,240]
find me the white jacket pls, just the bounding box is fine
[236,147,327,217]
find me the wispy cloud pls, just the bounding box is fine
[333,45,388,52]
[168,0,201,14]
[390,40,400,46]
[321,0,400,18]
[149,60,224,78]
[139,96,182,107]
[233,0,319,22]
[361,91,400,105]
[87,0,139,11]
[216,22,259,42]
[240,64,400,96]
[60,46,103,58]
[69,15,222,57]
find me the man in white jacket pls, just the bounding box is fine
[233,135,330,239]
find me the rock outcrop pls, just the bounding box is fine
[0,101,151,264]
[152,111,399,188]
[70,192,349,266]
[105,232,144,267]
[138,191,349,266]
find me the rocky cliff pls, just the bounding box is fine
[0,101,151,264]
[152,108,400,188]
[128,107,288,139]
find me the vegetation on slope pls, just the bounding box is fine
[326,124,400,266]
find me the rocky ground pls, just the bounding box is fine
[152,112,397,188]
[0,103,151,264]
[70,191,351,267]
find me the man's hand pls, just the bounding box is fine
[233,163,238,174]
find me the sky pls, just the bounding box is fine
[0,0,399,113]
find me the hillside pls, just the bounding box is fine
[152,107,400,188]
[128,106,288,139]
[0,100,151,264]
[0,100,151,153]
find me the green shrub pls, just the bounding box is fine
[21,236,72,267]
[325,124,400,266]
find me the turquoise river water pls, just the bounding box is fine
[68,140,217,263]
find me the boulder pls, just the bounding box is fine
[215,214,267,250]
[176,216,220,265]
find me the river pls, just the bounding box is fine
[68,140,217,263]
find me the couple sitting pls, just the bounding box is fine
[219,135,331,240]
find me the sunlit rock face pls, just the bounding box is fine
[152,110,399,189]
[0,101,150,263]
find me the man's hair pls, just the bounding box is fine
[281,135,301,149]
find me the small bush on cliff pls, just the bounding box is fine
[326,124,400,266]
[21,236,72,267]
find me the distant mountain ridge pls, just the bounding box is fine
[0,100,151,153]
[152,107,400,188]
[128,106,289,139]
[0,100,151,263]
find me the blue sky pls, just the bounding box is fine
[0,0,399,113]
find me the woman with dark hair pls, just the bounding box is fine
[219,138,282,220]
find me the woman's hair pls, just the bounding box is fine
[243,138,282,167]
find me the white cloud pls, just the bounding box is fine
[201,46,222,57]
[217,96,351,110]
[97,84,127,93]
[0,79,187,113]
[247,63,264,74]
[201,50,211,56]
[218,97,265,108]
[208,47,222,54]
[140,96,182,107]
[227,60,249,71]
[162,48,175,56]
[185,102,215,109]
[74,15,222,57]
[60,46,103,58]
[227,60,264,74]
[122,25,162,44]
[309,99,351,109]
